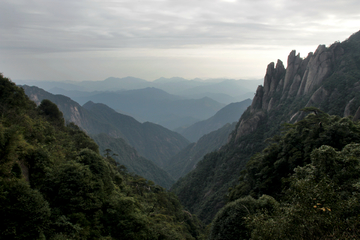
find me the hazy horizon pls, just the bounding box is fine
[13,75,263,83]
[1,0,359,82]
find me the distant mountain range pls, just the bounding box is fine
[16,77,261,104]
[177,99,252,142]
[21,85,189,170]
[20,83,253,188]
[17,77,260,131]
[165,122,237,180]
[51,87,226,130]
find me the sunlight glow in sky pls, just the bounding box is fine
[0,0,359,81]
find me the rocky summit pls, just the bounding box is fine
[172,31,360,224]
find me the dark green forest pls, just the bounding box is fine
[209,110,360,239]
[0,74,204,239]
[3,31,360,240]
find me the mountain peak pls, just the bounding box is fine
[82,101,95,109]
[347,30,360,42]
[172,31,360,224]
[234,39,348,142]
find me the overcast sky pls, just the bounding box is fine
[1,0,359,82]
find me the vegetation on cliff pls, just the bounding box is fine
[172,31,360,225]
[210,111,360,239]
[0,74,204,239]
[22,85,190,169]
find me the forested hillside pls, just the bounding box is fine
[210,111,360,239]
[165,122,237,180]
[0,74,204,239]
[91,133,175,189]
[22,85,190,168]
[172,30,360,225]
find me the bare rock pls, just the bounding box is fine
[288,74,302,98]
[270,60,285,93]
[297,44,344,96]
[262,60,285,110]
[344,98,356,117]
[235,110,266,141]
[267,97,276,112]
[283,50,303,92]
[250,85,264,112]
[305,86,329,107]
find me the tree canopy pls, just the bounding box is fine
[0,74,204,240]
[210,110,360,239]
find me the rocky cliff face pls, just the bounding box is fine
[234,38,357,142]
[173,31,360,224]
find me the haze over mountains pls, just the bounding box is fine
[16,77,261,104]
[21,82,253,187]
[4,30,360,239]
[17,77,260,130]
[21,85,183,188]
[72,88,226,130]
[22,86,189,167]
[177,99,252,142]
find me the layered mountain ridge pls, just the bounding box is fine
[172,30,360,224]
[51,87,226,130]
[21,85,189,187]
[165,122,237,180]
[23,85,190,168]
[178,99,252,142]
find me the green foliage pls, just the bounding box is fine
[210,111,360,239]
[172,32,360,227]
[229,111,360,201]
[0,73,35,115]
[0,180,51,240]
[247,144,360,239]
[209,195,278,240]
[171,113,269,224]
[0,74,204,240]
[38,99,65,127]
[92,133,175,189]
[165,122,237,180]
[67,122,99,154]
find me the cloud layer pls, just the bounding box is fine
[1,0,359,81]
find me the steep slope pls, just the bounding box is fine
[21,86,175,188]
[172,31,360,224]
[22,86,190,169]
[209,113,360,239]
[91,133,174,189]
[82,100,190,167]
[178,99,252,142]
[0,74,204,240]
[165,122,237,180]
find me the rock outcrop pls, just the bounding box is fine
[232,35,360,142]
[172,30,360,225]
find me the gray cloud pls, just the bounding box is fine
[2,0,359,51]
[1,0,359,80]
